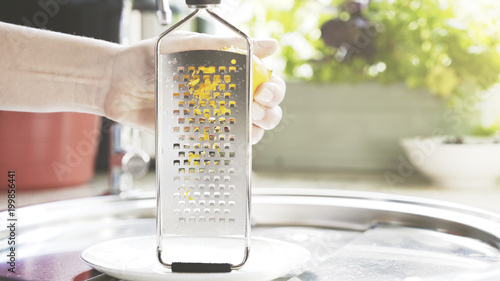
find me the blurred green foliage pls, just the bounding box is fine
[251,0,500,100]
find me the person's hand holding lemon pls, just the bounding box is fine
[105,31,286,144]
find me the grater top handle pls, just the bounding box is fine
[186,0,221,8]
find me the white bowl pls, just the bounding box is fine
[400,136,500,188]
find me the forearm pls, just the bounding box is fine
[0,21,121,115]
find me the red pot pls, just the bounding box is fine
[0,111,101,189]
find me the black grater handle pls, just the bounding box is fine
[186,0,221,6]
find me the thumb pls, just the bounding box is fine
[253,38,278,58]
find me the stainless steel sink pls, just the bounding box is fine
[1,188,500,280]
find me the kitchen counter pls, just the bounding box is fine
[4,171,500,214]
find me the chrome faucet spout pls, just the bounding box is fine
[156,0,172,25]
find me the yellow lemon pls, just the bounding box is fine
[223,46,272,94]
[252,55,272,94]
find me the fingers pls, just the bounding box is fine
[158,31,278,59]
[254,75,286,108]
[252,125,265,144]
[252,103,282,130]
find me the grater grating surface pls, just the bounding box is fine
[157,50,251,267]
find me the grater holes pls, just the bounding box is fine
[229,184,235,190]
[184,109,190,116]
[188,135,195,141]
[178,152,185,157]
[184,177,190,182]
[173,92,180,99]
[178,118,185,124]
[213,92,221,99]
[198,184,205,190]
[188,66,195,73]
[214,126,221,133]
[178,101,185,107]
[199,117,206,124]
[209,200,216,206]
[229,135,235,141]
[184,92,190,99]
[224,92,231,99]
[173,110,180,116]
[199,168,205,173]
[199,216,206,222]
[219,184,226,190]
[229,101,236,107]
[219,117,226,124]
[219,66,226,73]
[189,217,196,223]
[183,144,190,149]
[224,192,230,198]
[228,168,235,174]
[173,75,180,82]
[173,143,180,149]
[194,143,200,149]
[229,118,235,124]
[224,209,230,215]
[173,193,180,199]
[219,84,226,91]
[204,208,210,214]
[224,176,231,182]
[229,66,236,72]
[209,184,216,190]
[203,159,210,166]
[219,201,226,207]
[179,135,185,141]
[178,84,186,90]
[183,75,190,82]
[178,66,185,73]
[224,75,231,83]
[173,127,180,133]
[219,135,225,141]
[183,208,190,214]
[189,168,195,174]
[214,160,220,165]
[209,217,216,223]
[203,175,210,181]
[174,209,180,215]
[194,208,200,214]
[174,177,180,182]
[224,126,231,133]
[224,143,231,149]
[208,117,216,124]
[193,126,200,132]
[199,200,206,206]
[213,175,220,181]
[179,168,185,174]
[193,192,200,198]
[199,100,206,107]
[228,201,235,207]
[229,218,235,224]
[209,100,216,108]
[219,151,225,157]
[214,209,220,215]
[174,160,180,166]
[188,101,195,107]
[229,152,235,157]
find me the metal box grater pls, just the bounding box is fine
[155,1,252,271]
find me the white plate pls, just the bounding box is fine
[81,236,310,281]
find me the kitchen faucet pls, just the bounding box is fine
[109,0,172,196]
